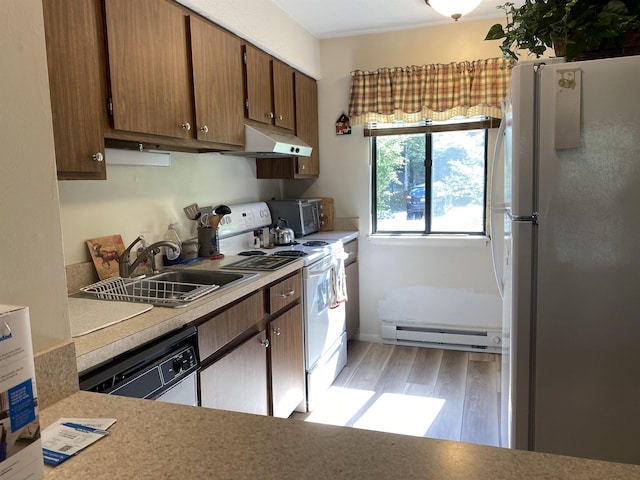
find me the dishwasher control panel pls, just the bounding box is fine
[79,325,200,400]
[160,346,198,383]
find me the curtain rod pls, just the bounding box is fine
[364,117,501,137]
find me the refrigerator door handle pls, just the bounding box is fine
[490,114,507,297]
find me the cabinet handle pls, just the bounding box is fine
[260,338,270,348]
[273,327,281,336]
[181,122,191,131]
[92,152,104,162]
[279,289,295,298]
[200,125,209,133]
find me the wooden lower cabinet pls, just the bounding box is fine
[196,272,304,417]
[269,304,304,418]
[199,331,269,415]
[344,240,360,340]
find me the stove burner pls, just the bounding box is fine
[303,241,329,247]
[272,250,308,257]
[238,250,267,256]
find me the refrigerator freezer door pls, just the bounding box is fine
[532,56,640,464]
[509,62,537,217]
[502,217,535,450]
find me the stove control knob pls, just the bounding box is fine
[172,359,182,374]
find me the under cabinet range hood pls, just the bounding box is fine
[222,124,312,158]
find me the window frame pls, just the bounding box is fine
[370,119,495,236]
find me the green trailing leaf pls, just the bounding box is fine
[485,24,506,40]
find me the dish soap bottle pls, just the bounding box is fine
[162,223,182,266]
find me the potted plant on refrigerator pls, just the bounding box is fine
[485,0,640,61]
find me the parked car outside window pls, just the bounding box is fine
[406,182,453,220]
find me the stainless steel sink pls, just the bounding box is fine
[81,269,257,308]
[148,270,249,287]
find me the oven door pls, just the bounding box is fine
[304,255,346,369]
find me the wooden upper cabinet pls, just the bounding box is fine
[42,0,107,180]
[244,44,273,125]
[294,72,320,177]
[256,72,320,179]
[104,0,194,139]
[189,16,244,147]
[244,45,295,132]
[272,60,295,131]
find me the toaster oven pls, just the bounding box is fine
[267,199,321,237]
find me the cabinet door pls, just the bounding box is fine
[269,304,304,418]
[190,16,244,146]
[345,261,360,340]
[104,0,194,139]
[272,60,295,131]
[199,331,268,415]
[42,0,106,180]
[294,72,320,177]
[244,44,273,125]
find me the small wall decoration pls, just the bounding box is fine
[87,234,126,280]
[336,113,351,135]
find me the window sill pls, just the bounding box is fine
[367,234,489,248]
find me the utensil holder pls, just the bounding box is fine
[198,227,220,257]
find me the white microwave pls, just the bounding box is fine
[267,199,321,237]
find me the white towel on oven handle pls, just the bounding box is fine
[330,251,348,308]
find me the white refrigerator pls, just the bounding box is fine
[492,55,640,464]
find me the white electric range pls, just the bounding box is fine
[218,202,347,412]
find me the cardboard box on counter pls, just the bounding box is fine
[0,305,44,479]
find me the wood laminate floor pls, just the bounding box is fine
[291,340,501,447]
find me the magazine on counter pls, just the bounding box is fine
[0,305,44,479]
[41,419,115,466]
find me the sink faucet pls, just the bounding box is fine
[119,236,180,278]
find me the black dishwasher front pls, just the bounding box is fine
[79,325,199,406]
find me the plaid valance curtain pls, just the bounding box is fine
[348,57,513,125]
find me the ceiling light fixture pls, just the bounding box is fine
[425,0,483,21]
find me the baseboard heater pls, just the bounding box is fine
[381,323,502,353]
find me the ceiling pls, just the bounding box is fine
[271,0,523,39]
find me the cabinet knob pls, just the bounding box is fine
[92,152,104,162]
[277,115,283,121]
[260,338,270,348]
[200,125,209,133]
[267,112,274,119]
[273,327,282,336]
[300,164,305,170]
[279,289,295,298]
[181,122,191,131]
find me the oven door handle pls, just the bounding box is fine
[306,263,334,277]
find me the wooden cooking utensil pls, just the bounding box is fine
[209,214,222,229]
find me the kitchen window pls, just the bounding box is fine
[370,119,492,235]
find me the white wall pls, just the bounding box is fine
[285,19,510,341]
[59,153,281,265]
[0,0,70,350]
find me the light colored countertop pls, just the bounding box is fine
[305,231,359,244]
[73,254,304,373]
[41,391,640,479]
